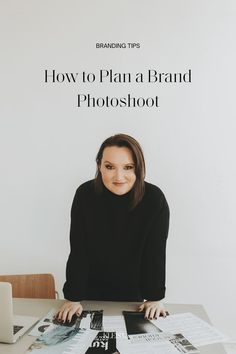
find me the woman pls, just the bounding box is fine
[56,134,169,322]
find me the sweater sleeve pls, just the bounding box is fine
[140,194,170,301]
[63,187,89,301]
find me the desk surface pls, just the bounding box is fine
[0,299,226,354]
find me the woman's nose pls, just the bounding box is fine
[114,168,124,180]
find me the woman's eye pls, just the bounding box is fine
[105,165,113,170]
[124,165,134,170]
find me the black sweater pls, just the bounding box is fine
[63,179,169,302]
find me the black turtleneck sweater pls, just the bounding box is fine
[63,179,169,302]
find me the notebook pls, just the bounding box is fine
[0,282,39,343]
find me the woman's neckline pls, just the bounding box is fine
[102,183,133,203]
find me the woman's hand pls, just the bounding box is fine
[55,300,83,323]
[137,301,166,320]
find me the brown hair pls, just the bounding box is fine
[94,134,146,209]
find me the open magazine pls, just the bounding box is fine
[26,309,229,354]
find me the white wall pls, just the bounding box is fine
[1,0,236,344]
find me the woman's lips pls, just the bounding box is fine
[113,182,126,186]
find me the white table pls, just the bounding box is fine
[0,299,226,354]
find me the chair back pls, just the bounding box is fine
[0,274,56,299]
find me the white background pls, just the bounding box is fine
[1,1,236,351]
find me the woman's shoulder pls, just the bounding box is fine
[144,181,166,198]
[74,179,96,198]
[143,181,168,209]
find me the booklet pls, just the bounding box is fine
[29,309,103,337]
[27,309,104,354]
[85,332,120,354]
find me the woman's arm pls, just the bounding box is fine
[138,301,166,319]
[56,301,83,323]
[56,186,89,321]
[56,185,88,322]
[140,194,170,317]
[63,186,89,302]
[63,187,88,302]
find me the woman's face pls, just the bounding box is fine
[99,146,136,195]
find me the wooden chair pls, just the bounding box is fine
[0,273,58,299]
